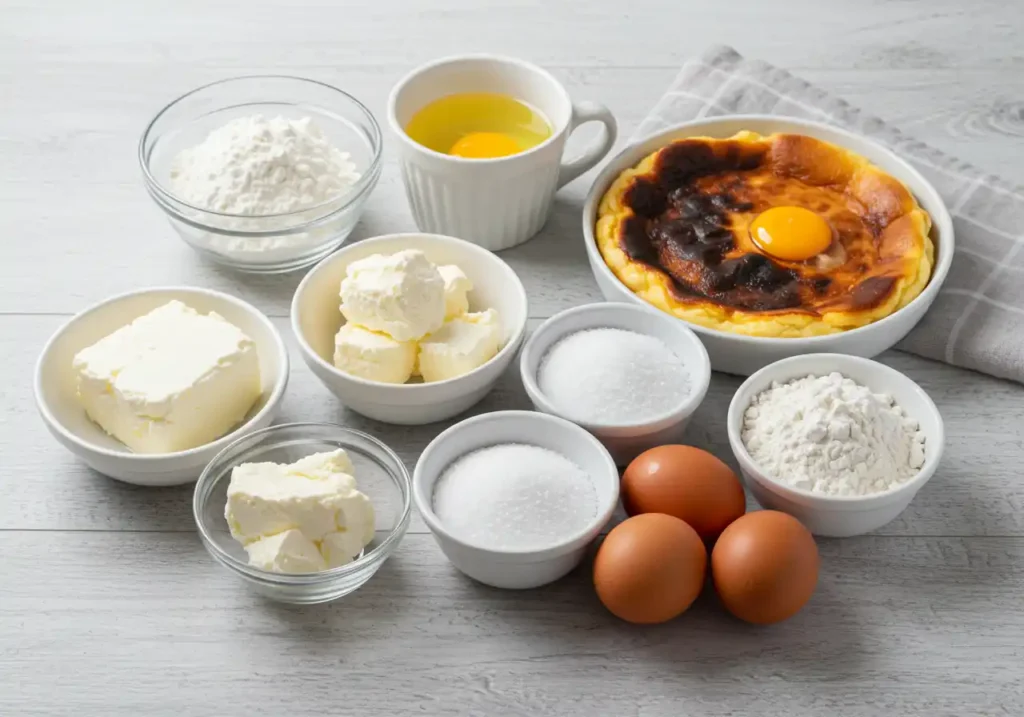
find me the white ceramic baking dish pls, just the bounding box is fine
[581,115,955,376]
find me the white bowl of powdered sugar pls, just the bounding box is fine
[520,303,711,465]
[727,353,944,537]
[139,76,382,273]
[413,411,620,589]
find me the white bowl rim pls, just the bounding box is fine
[290,232,530,392]
[33,286,290,463]
[412,410,621,557]
[581,114,956,347]
[520,302,711,430]
[725,353,945,507]
[138,74,384,223]
[386,53,570,167]
[192,421,412,584]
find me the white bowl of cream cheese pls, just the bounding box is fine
[34,287,289,486]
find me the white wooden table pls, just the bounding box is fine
[4,2,1024,714]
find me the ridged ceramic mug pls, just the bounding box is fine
[388,55,618,251]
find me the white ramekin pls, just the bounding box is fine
[413,410,620,589]
[389,54,617,251]
[520,302,711,465]
[582,115,955,376]
[726,353,944,537]
[291,232,528,425]
[34,287,289,486]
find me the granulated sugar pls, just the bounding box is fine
[431,444,597,550]
[538,328,691,424]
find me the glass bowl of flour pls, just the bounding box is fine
[139,76,382,273]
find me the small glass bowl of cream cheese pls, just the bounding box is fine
[193,422,411,604]
[139,76,383,274]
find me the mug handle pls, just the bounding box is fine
[557,100,618,189]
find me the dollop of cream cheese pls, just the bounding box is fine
[339,249,446,342]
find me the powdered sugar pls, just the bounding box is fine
[741,372,927,496]
[170,115,360,216]
[537,328,691,425]
[431,444,597,550]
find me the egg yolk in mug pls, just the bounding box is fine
[405,92,553,159]
[449,132,522,159]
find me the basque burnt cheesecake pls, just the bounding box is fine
[596,131,934,338]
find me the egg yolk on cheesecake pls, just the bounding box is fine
[750,206,833,261]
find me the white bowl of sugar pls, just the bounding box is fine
[520,302,712,465]
[412,410,620,589]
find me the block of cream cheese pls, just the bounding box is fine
[418,309,503,383]
[72,300,261,453]
[320,524,373,568]
[333,322,416,384]
[225,449,375,573]
[286,448,355,479]
[438,264,472,320]
[339,249,445,342]
[244,529,328,573]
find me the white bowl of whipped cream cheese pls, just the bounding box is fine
[291,232,528,425]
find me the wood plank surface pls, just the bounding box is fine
[3,0,1024,714]
[2,532,1023,716]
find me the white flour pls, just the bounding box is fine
[170,115,360,216]
[741,372,926,496]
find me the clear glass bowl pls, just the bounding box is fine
[139,76,382,274]
[193,423,410,604]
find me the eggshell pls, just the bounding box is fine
[711,510,819,625]
[622,445,746,540]
[593,513,707,624]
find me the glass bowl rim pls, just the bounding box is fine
[192,421,412,584]
[138,75,383,225]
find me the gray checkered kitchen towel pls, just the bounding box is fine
[634,45,1024,385]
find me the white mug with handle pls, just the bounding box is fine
[388,55,618,251]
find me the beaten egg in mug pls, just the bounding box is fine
[405,92,552,159]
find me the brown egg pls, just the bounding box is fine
[593,513,707,624]
[711,510,819,625]
[622,445,746,540]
